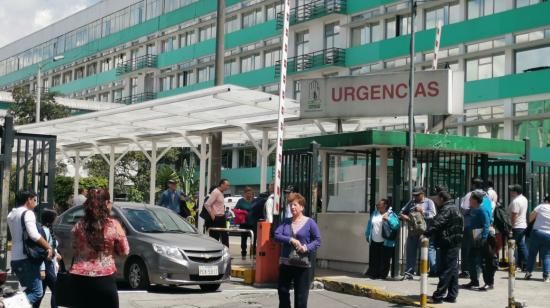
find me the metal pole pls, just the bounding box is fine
[198,135,207,233]
[420,237,429,308]
[260,130,269,192]
[109,145,115,201]
[508,239,516,308]
[407,0,416,201]
[149,141,157,206]
[73,150,81,200]
[36,65,41,123]
[0,117,14,270]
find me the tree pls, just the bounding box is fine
[8,86,70,125]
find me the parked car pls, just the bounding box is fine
[224,195,242,209]
[53,202,231,291]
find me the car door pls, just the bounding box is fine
[111,208,130,280]
[53,206,85,262]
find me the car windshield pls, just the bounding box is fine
[122,207,196,234]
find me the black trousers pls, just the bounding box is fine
[366,241,394,279]
[71,274,118,308]
[239,223,257,256]
[278,264,310,308]
[469,236,497,286]
[433,247,460,300]
[209,216,229,247]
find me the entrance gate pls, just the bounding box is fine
[0,117,57,270]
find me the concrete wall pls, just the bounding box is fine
[316,212,370,273]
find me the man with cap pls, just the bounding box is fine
[400,187,438,279]
[283,185,299,220]
[158,179,184,214]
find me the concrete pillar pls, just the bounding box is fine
[503,99,514,140]
[109,145,115,202]
[198,135,208,233]
[149,141,157,206]
[73,150,81,200]
[231,147,239,169]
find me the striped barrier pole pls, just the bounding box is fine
[508,239,516,308]
[420,237,429,308]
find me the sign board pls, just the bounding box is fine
[300,70,464,119]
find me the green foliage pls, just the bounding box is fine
[127,187,145,203]
[180,158,198,196]
[8,86,71,125]
[80,176,108,189]
[156,165,179,190]
[54,176,74,212]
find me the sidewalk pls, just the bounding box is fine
[315,268,548,308]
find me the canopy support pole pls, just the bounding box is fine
[198,135,208,233]
[73,150,80,201]
[149,141,157,206]
[109,145,115,201]
[260,129,269,192]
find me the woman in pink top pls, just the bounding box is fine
[70,189,129,308]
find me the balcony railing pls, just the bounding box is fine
[114,92,156,105]
[116,54,157,75]
[275,48,346,77]
[276,0,347,29]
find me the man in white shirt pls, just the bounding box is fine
[7,191,53,306]
[264,182,275,223]
[508,184,529,271]
[75,188,88,206]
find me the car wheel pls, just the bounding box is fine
[126,259,150,290]
[199,284,221,292]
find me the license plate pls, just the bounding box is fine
[199,266,219,276]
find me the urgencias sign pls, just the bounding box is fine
[300,70,463,119]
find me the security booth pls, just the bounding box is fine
[280,129,543,276]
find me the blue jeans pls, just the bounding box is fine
[37,260,57,308]
[11,259,43,306]
[513,228,529,270]
[526,229,550,278]
[405,234,437,275]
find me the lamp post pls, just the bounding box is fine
[36,55,64,123]
[407,0,417,203]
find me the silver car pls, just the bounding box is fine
[53,202,231,291]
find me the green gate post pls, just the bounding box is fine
[0,117,14,271]
[309,142,320,284]
[391,149,403,278]
[481,154,489,185]
[370,149,377,213]
[524,138,533,211]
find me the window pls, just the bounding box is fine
[295,31,310,56]
[516,0,541,8]
[466,123,504,139]
[225,16,239,33]
[179,31,196,48]
[351,23,382,46]
[146,43,156,56]
[241,54,261,73]
[425,3,460,30]
[100,58,113,72]
[386,18,397,39]
[294,80,301,101]
[464,106,504,121]
[266,2,283,21]
[86,63,97,77]
[264,49,281,67]
[52,75,61,87]
[198,66,214,82]
[324,23,341,49]
[115,53,127,67]
[224,59,238,76]
[177,71,195,87]
[238,148,257,168]
[466,54,505,81]
[146,0,163,19]
[112,88,123,102]
[514,119,550,147]
[130,2,144,25]
[399,15,412,36]
[62,71,72,84]
[75,67,85,80]
[466,38,506,53]
[515,46,550,73]
[515,28,550,44]
[130,77,139,96]
[242,8,262,28]
[162,36,176,52]
[221,150,233,169]
[99,92,109,102]
[468,0,513,19]
[160,75,174,91]
[199,24,216,42]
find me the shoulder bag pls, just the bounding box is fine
[287,224,310,267]
[382,216,398,241]
[21,210,49,264]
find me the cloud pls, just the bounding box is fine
[0,0,101,48]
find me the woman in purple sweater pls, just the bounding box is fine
[274,193,322,308]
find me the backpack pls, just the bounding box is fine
[494,202,512,235]
[408,211,427,235]
[21,210,49,264]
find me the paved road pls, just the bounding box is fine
[41,281,408,307]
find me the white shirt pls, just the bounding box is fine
[285,203,292,220]
[533,203,550,234]
[264,194,275,223]
[75,194,87,206]
[371,214,384,243]
[461,191,472,210]
[508,194,529,229]
[487,188,498,211]
[7,206,42,261]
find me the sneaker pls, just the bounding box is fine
[524,273,532,280]
[401,273,414,281]
[543,277,550,283]
[429,297,444,304]
[460,282,479,289]
[479,284,494,291]
[443,297,457,303]
[459,272,470,279]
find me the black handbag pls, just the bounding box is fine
[382,219,398,241]
[55,259,77,307]
[21,210,49,264]
[287,226,310,267]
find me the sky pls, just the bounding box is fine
[0,0,101,48]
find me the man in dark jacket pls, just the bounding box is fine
[425,190,464,304]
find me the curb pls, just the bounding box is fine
[316,277,444,308]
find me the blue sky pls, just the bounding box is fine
[0,0,101,48]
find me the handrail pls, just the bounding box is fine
[113,92,156,105]
[275,47,346,76]
[116,54,158,75]
[276,0,347,29]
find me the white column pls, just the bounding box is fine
[109,145,115,201]
[207,136,212,190]
[149,141,157,206]
[379,149,388,198]
[73,150,81,200]
[198,135,208,233]
[232,147,239,169]
[503,99,514,140]
[260,130,269,193]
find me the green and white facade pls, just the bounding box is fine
[1,0,550,187]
